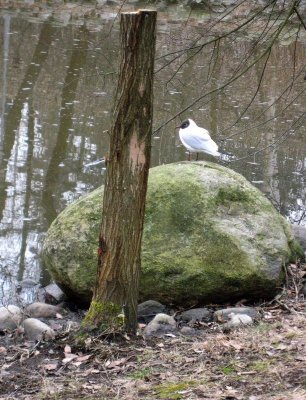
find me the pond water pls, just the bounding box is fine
[0,5,305,306]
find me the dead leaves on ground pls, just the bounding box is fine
[1,309,305,400]
[0,261,305,399]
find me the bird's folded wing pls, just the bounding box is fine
[183,132,211,148]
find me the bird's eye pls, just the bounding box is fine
[181,120,189,129]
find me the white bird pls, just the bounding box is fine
[178,118,220,160]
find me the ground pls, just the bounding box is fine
[0,263,305,400]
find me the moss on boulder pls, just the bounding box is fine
[42,161,300,306]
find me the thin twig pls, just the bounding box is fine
[294,5,306,31]
[155,1,278,73]
[153,0,300,135]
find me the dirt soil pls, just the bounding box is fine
[0,263,305,400]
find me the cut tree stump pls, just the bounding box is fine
[84,10,157,334]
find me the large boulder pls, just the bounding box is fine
[42,162,301,306]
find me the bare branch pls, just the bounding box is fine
[155,0,277,72]
[153,0,300,135]
[220,64,306,141]
[294,5,306,31]
[229,109,306,163]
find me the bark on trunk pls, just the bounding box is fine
[85,10,157,334]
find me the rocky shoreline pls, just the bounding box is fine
[0,293,261,341]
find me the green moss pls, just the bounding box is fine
[128,367,157,380]
[154,381,196,399]
[216,186,250,204]
[141,220,269,304]
[280,217,304,260]
[249,360,273,372]
[43,161,296,306]
[253,321,282,334]
[220,364,237,375]
[82,300,123,332]
[288,239,304,261]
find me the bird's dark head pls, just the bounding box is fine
[180,119,190,129]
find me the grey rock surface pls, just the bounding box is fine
[0,305,23,331]
[214,307,258,322]
[143,313,177,337]
[180,326,196,336]
[43,283,66,304]
[25,302,63,318]
[179,308,211,322]
[138,300,166,323]
[43,162,301,306]
[223,313,253,329]
[23,318,55,341]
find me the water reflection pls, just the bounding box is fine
[42,26,90,224]
[0,10,305,305]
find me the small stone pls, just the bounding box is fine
[23,318,55,341]
[214,307,258,322]
[179,308,211,322]
[42,283,66,304]
[138,300,166,323]
[25,302,63,319]
[0,305,23,331]
[224,313,253,330]
[143,313,177,337]
[180,326,196,336]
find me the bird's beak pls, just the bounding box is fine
[175,125,180,129]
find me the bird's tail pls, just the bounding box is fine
[218,150,236,162]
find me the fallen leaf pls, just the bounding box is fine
[62,354,78,364]
[44,363,58,371]
[1,363,12,370]
[123,333,131,340]
[228,340,244,351]
[0,347,7,355]
[295,355,306,361]
[275,343,288,350]
[105,358,127,369]
[82,383,104,392]
[184,357,195,363]
[72,361,82,367]
[82,368,100,376]
[64,345,71,354]
[76,354,92,363]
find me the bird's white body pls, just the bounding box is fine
[178,119,220,157]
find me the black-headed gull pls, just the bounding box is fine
[178,119,220,160]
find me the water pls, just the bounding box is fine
[0,6,305,305]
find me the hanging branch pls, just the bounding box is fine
[155,0,278,73]
[153,0,300,135]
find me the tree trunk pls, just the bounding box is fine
[84,10,157,334]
